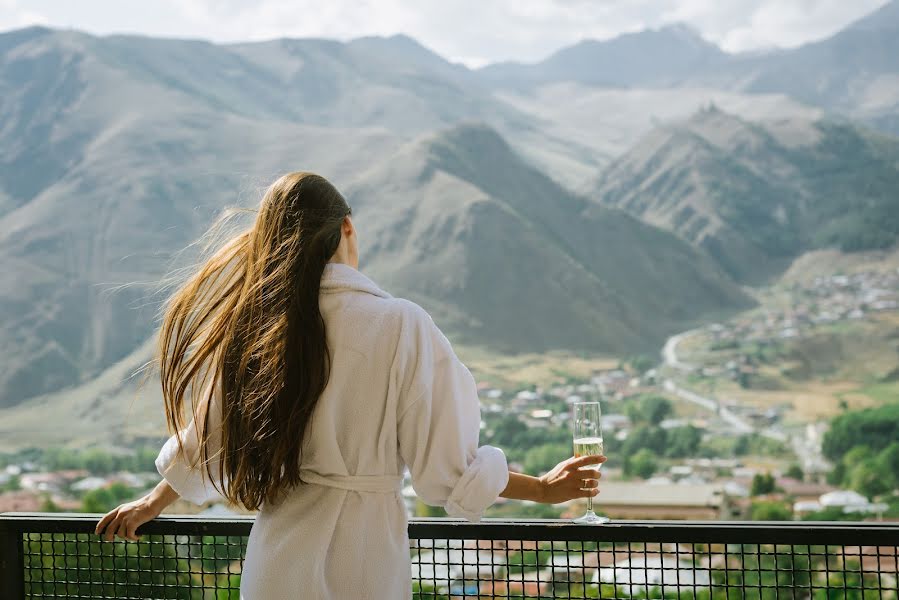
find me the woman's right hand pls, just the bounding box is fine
[538,454,606,504]
[95,494,162,542]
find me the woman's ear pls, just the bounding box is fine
[343,215,355,238]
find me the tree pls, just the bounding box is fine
[849,462,891,499]
[487,501,563,519]
[750,472,776,496]
[414,498,446,518]
[620,426,668,457]
[875,443,899,490]
[81,483,136,513]
[523,443,570,476]
[39,496,62,513]
[801,506,858,522]
[732,433,789,457]
[0,474,20,492]
[784,464,804,481]
[639,396,673,425]
[823,404,899,461]
[750,501,792,521]
[733,435,751,456]
[624,449,658,479]
[628,355,655,375]
[666,426,702,458]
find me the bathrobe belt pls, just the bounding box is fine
[300,470,403,493]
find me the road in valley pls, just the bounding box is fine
[661,329,786,442]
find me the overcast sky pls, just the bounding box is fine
[0,0,891,67]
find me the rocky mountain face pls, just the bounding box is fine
[593,107,899,283]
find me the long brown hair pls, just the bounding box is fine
[158,172,351,510]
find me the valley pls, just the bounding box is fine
[1,3,899,456]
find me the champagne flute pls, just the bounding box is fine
[571,401,609,524]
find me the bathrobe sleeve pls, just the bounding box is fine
[155,380,227,505]
[395,303,509,522]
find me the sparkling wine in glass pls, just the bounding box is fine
[572,401,609,524]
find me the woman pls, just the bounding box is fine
[96,172,605,599]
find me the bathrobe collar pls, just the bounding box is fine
[321,262,392,299]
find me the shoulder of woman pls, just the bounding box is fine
[387,298,454,359]
[388,297,432,325]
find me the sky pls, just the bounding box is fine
[0,0,892,67]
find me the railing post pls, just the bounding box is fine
[0,520,25,600]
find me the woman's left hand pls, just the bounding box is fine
[95,495,162,542]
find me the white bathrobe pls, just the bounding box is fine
[155,262,509,599]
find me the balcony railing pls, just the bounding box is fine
[1,513,897,599]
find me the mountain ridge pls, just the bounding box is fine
[594,107,899,282]
[2,9,897,435]
[354,122,753,354]
[478,23,726,88]
[0,22,754,411]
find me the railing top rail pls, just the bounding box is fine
[2,512,897,545]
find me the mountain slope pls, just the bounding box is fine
[594,107,899,282]
[349,124,753,353]
[0,26,754,411]
[0,27,405,408]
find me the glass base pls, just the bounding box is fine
[572,510,610,524]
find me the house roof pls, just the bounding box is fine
[592,482,724,507]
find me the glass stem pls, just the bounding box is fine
[587,496,593,513]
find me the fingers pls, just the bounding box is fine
[103,512,122,542]
[95,508,119,536]
[115,517,130,542]
[568,454,606,469]
[97,508,122,542]
[125,521,142,542]
[576,468,602,499]
[96,506,144,542]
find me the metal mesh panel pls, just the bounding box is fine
[22,532,245,599]
[2,515,897,599]
[408,539,899,599]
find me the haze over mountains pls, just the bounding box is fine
[1,1,898,439]
[482,0,899,136]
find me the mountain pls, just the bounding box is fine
[593,107,899,283]
[478,1,899,136]
[350,124,753,354]
[492,85,822,191]
[846,0,899,33]
[0,27,752,412]
[0,119,754,445]
[479,24,725,89]
[697,0,899,134]
[0,27,404,408]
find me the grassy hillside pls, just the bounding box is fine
[352,124,753,354]
[594,107,899,283]
[674,248,899,422]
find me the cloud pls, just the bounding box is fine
[0,0,48,31]
[2,0,892,66]
[661,0,891,52]
[163,0,892,64]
